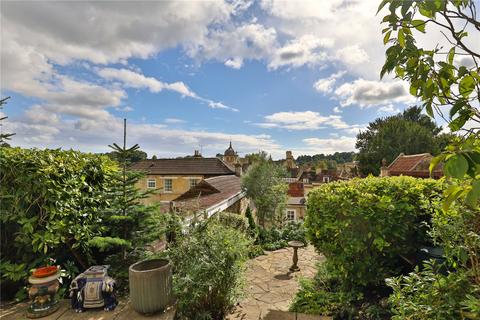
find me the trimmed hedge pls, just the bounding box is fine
[305,176,443,290]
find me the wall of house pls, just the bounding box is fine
[285,204,306,221]
[137,175,204,203]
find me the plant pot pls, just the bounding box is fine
[129,259,173,314]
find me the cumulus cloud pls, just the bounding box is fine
[301,135,357,154]
[268,35,332,70]
[224,57,244,69]
[6,114,282,158]
[334,79,414,108]
[98,68,237,111]
[313,71,346,93]
[255,111,363,133]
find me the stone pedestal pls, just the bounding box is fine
[288,241,304,272]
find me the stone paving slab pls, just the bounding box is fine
[227,245,329,320]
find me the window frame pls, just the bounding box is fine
[323,176,330,183]
[147,178,156,189]
[286,209,296,221]
[164,178,173,192]
[189,178,198,188]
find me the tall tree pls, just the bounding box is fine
[378,0,479,207]
[90,119,156,259]
[241,159,288,228]
[0,97,14,144]
[356,106,447,176]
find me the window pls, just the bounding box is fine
[286,209,296,221]
[189,178,198,188]
[164,178,173,192]
[147,179,156,189]
[323,176,330,183]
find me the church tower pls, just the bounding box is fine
[223,141,237,165]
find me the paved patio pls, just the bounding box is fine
[0,299,175,320]
[1,246,328,320]
[227,245,329,320]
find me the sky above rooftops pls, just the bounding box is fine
[1,0,457,159]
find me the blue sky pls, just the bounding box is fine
[2,0,424,159]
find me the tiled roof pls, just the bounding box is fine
[387,153,443,178]
[173,175,243,212]
[288,182,304,197]
[129,158,234,175]
[388,153,431,172]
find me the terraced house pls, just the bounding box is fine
[130,153,235,203]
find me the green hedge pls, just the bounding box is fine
[305,176,443,290]
[0,147,118,299]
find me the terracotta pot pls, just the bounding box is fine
[129,259,173,314]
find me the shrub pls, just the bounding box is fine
[306,176,443,290]
[387,203,480,319]
[245,207,256,231]
[281,221,307,243]
[169,221,250,320]
[248,245,264,258]
[387,262,474,319]
[218,212,249,232]
[0,147,117,299]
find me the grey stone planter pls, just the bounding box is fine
[129,259,173,314]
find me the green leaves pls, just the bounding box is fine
[411,20,426,33]
[444,154,468,178]
[459,75,475,98]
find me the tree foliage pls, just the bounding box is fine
[0,148,117,299]
[241,159,288,227]
[356,106,450,175]
[378,0,479,207]
[296,152,356,167]
[0,97,14,144]
[91,120,158,259]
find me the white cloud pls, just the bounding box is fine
[333,106,342,113]
[313,71,346,93]
[268,35,332,70]
[6,114,282,158]
[336,45,369,65]
[165,118,186,124]
[97,68,237,111]
[334,79,414,108]
[377,105,400,114]
[256,110,362,133]
[224,57,244,69]
[301,135,357,154]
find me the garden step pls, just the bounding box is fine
[262,310,332,320]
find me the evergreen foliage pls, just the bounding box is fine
[0,97,14,143]
[241,159,288,227]
[91,119,158,259]
[356,106,451,176]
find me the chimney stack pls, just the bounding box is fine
[193,150,202,158]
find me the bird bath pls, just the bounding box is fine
[288,240,304,272]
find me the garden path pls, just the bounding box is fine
[227,245,330,320]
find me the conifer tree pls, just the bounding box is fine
[0,97,14,144]
[90,119,157,259]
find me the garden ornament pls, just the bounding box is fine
[27,266,61,318]
[69,265,117,312]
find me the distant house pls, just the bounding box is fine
[172,175,249,223]
[285,182,306,222]
[380,153,443,179]
[130,154,235,203]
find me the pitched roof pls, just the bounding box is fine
[173,175,243,212]
[387,153,443,178]
[129,158,234,175]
